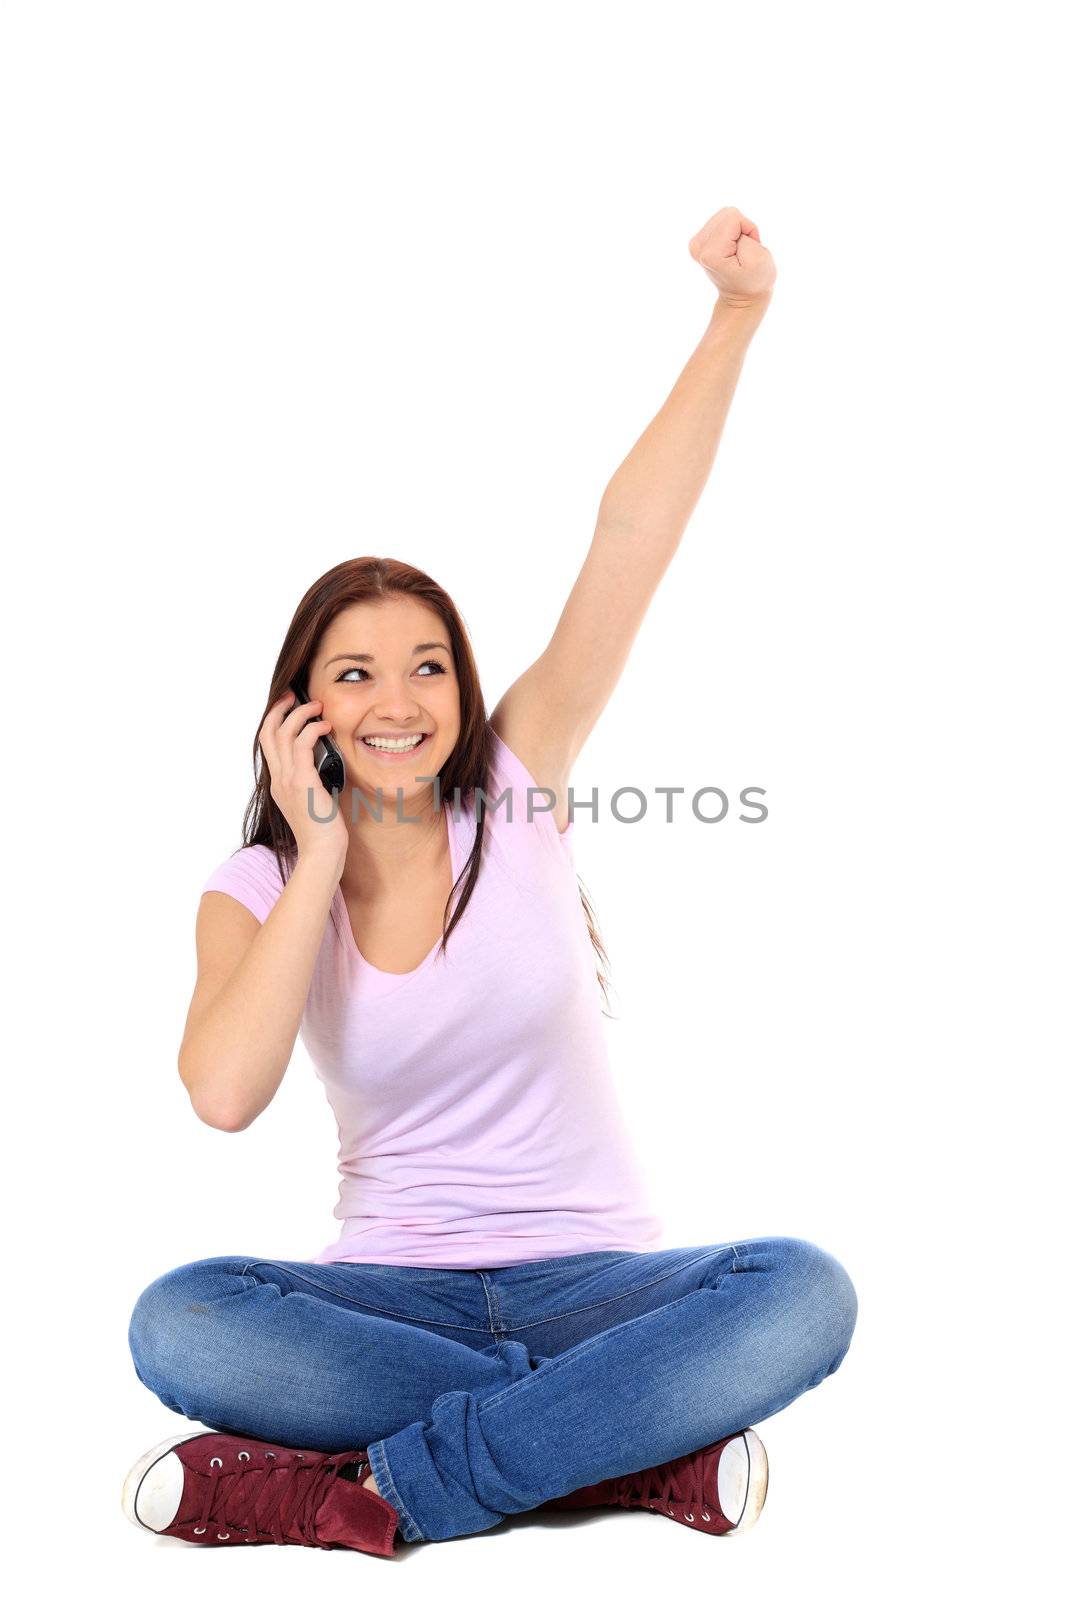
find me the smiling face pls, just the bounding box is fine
[306,595,462,807]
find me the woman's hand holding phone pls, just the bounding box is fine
[259,690,349,871]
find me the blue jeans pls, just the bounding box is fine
[127,1235,858,1544]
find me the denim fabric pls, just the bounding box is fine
[128,1235,858,1543]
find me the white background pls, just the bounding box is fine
[3,1,1061,1591]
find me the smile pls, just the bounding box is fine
[359,733,429,760]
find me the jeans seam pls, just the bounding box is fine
[367,1437,424,1543]
[238,1260,489,1335]
[475,1270,505,1339]
[500,1246,739,1332]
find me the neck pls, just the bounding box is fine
[339,789,449,896]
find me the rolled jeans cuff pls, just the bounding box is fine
[365,1437,424,1542]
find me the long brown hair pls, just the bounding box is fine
[239,556,617,1016]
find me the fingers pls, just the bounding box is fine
[293,713,332,747]
[258,689,295,771]
[259,690,328,781]
[690,205,762,255]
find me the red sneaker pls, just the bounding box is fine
[539,1427,769,1535]
[121,1429,400,1556]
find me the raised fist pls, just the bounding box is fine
[689,207,777,307]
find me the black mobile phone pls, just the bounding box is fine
[288,681,346,794]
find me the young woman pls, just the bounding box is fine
[123,207,858,1556]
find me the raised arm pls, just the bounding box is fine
[490,206,777,822]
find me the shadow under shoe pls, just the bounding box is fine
[538,1427,769,1536]
[122,1429,400,1556]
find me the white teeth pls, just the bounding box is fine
[363,735,425,750]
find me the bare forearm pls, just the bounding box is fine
[597,294,771,540]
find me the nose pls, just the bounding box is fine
[371,706,422,725]
[366,695,425,731]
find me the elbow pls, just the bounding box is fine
[188,1086,249,1133]
[197,1101,251,1134]
[178,1051,253,1134]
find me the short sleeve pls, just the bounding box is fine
[200,843,286,925]
[486,725,575,850]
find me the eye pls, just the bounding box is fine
[335,659,447,684]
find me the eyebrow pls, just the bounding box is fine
[322,641,451,667]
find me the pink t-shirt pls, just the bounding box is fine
[200,724,665,1267]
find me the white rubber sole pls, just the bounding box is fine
[717,1429,769,1533]
[122,1430,214,1532]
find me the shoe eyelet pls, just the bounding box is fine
[194,1527,206,1535]
[701,1511,710,1521]
[217,1532,230,1540]
[237,1451,250,1461]
[685,1512,694,1522]
[264,1451,276,1459]
[210,1456,223,1468]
